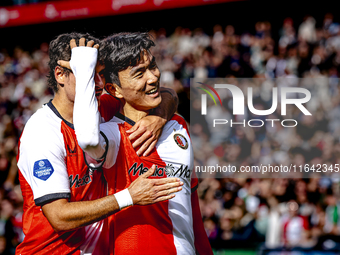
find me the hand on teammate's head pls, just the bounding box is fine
[57,38,99,71]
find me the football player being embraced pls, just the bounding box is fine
[66,33,213,255]
[16,33,182,255]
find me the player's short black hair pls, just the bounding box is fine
[100,32,155,87]
[47,32,101,93]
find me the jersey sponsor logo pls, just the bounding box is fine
[69,169,93,188]
[165,163,191,178]
[174,133,188,150]
[128,162,165,177]
[33,159,54,181]
[128,162,191,179]
[165,164,175,176]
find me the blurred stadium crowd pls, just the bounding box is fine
[1,13,340,254]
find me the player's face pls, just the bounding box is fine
[64,71,76,103]
[62,63,105,105]
[95,63,105,102]
[116,51,161,111]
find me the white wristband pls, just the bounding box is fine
[114,189,133,210]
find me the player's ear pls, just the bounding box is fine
[106,83,123,99]
[55,66,65,86]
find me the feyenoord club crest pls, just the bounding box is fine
[173,133,188,150]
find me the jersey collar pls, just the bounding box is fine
[47,100,74,129]
[114,112,136,126]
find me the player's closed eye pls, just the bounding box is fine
[98,70,105,78]
[135,72,143,78]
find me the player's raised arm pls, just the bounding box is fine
[61,38,108,161]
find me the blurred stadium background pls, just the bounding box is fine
[1,0,340,254]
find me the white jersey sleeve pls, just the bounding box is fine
[17,108,70,206]
[71,46,119,169]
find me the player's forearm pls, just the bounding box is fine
[71,47,105,158]
[43,195,119,232]
[43,194,120,232]
[152,87,178,121]
[43,166,182,232]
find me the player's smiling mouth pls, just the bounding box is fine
[145,87,158,95]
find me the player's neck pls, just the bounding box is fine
[120,103,150,123]
[52,94,74,124]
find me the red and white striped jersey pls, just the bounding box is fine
[16,101,109,255]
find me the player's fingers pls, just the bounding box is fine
[155,187,182,198]
[142,140,157,157]
[153,177,182,186]
[155,182,183,192]
[87,40,95,47]
[132,131,152,149]
[154,194,176,203]
[79,38,86,47]
[136,137,153,156]
[141,165,156,178]
[126,124,137,134]
[70,39,77,49]
[94,44,99,50]
[57,60,71,70]
[127,123,141,137]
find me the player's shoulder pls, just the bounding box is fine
[18,104,67,168]
[158,113,190,143]
[164,113,189,132]
[170,113,188,126]
[25,104,61,129]
[21,104,62,142]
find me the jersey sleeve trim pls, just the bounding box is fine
[35,192,71,207]
[83,131,109,170]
